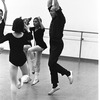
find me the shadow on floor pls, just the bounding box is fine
[0,51,98,100]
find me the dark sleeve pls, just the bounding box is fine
[0,33,9,43]
[27,32,33,40]
[56,7,66,23]
[40,28,45,35]
[2,19,5,25]
[41,28,45,33]
[39,28,45,37]
[56,7,62,16]
[28,32,33,40]
[29,27,35,35]
[24,30,33,40]
[29,27,33,33]
[1,19,5,27]
[0,19,5,39]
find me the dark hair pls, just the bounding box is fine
[12,17,24,32]
[33,17,42,22]
[0,9,3,14]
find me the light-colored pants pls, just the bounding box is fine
[28,45,43,73]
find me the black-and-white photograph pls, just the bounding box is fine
[0,0,98,100]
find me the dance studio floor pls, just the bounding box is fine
[0,50,98,100]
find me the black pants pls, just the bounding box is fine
[48,39,70,88]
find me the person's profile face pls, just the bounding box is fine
[50,6,56,18]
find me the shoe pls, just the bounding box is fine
[31,79,39,85]
[68,71,73,84]
[48,86,60,95]
[17,75,31,89]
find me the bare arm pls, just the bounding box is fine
[24,23,31,33]
[47,0,53,8]
[47,0,60,11]
[1,0,7,22]
[53,0,60,10]
[38,17,45,29]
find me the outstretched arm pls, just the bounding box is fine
[0,33,8,43]
[1,0,7,22]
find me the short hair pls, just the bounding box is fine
[12,17,24,32]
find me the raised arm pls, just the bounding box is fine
[47,0,60,11]
[38,17,45,29]
[1,0,7,22]
[47,0,53,8]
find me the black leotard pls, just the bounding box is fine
[0,33,33,66]
[30,27,47,50]
[23,29,32,46]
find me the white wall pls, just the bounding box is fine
[0,0,98,32]
[0,0,98,60]
[42,30,98,60]
[0,27,98,60]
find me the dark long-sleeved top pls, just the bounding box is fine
[30,27,47,49]
[48,6,66,41]
[0,19,5,39]
[0,32,33,66]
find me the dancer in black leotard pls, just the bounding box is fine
[0,0,7,53]
[28,17,47,85]
[0,17,33,100]
[23,17,34,76]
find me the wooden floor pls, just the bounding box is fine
[0,51,98,100]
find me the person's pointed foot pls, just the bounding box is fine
[48,86,60,95]
[68,71,73,84]
[31,79,39,85]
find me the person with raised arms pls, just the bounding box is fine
[47,0,73,95]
